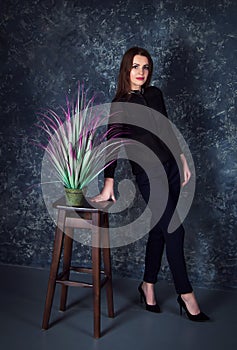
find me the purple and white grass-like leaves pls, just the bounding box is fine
[34,85,128,189]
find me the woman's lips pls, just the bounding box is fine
[136,77,144,80]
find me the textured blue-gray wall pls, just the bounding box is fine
[0,0,236,289]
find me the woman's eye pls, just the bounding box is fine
[132,64,149,70]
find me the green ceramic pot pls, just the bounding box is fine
[64,188,86,206]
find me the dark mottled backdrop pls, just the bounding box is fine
[0,0,236,289]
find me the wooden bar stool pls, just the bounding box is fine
[42,197,114,338]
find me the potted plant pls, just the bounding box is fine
[35,84,126,206]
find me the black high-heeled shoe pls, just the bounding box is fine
[138,282,161,313]
[177,295,210,322]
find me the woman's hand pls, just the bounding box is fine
[90,178,116,202]
[180,154,191,187]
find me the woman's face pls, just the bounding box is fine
[129,55,150,91]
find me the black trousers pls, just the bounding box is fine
[135,157,193,294]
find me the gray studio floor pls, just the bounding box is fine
[0,264,236,350]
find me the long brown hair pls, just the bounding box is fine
[113,47,153,101]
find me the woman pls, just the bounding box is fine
[92,47,209,321]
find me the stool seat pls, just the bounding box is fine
[42,197,114,338]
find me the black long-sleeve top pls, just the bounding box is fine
[104,86,182,178]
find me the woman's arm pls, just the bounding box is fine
[91,101,127,202]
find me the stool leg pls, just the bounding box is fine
[92,213,101,338]
[60,227,73,311]
[102,214,114,318]
[42,209,66,330]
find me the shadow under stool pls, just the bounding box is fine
[42,197,114,338]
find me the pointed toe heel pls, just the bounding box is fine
[138,282,161,313]
[177,295,210,322]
